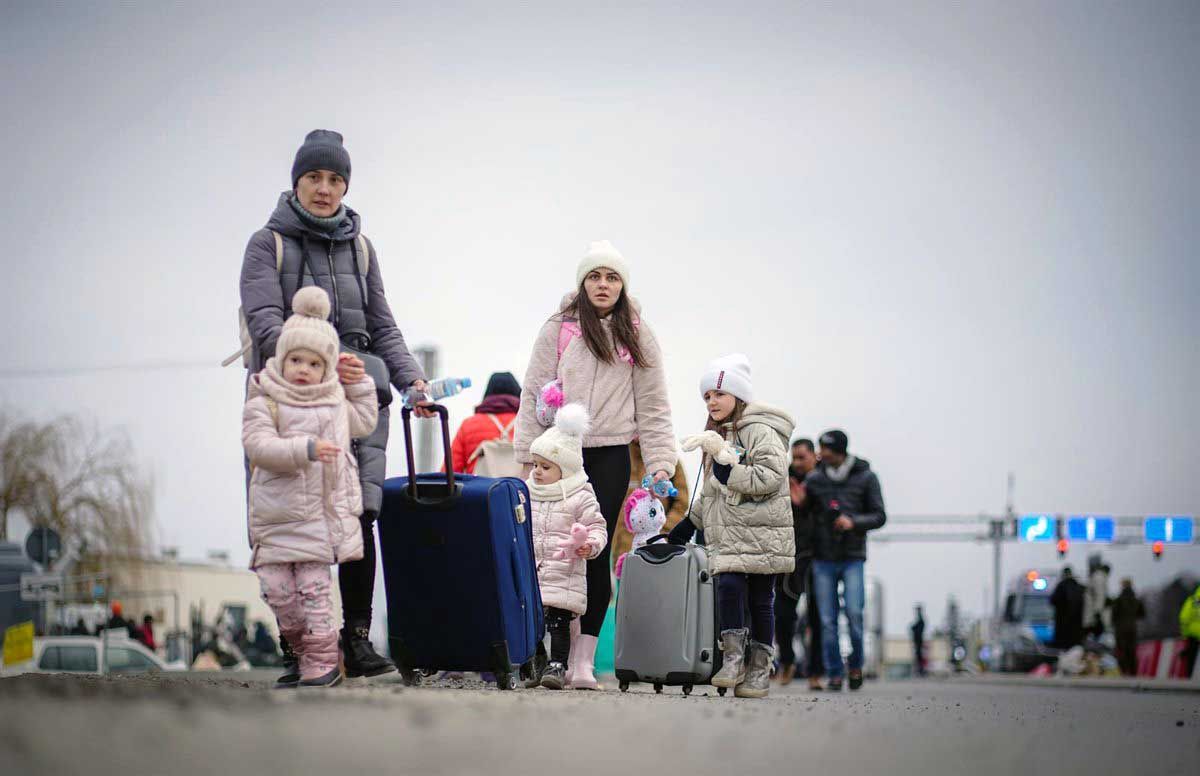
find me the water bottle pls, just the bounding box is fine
[641,474,678,499]
[400,377,473,409]
[427,376,472,400]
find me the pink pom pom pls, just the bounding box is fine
[542,382,564,408]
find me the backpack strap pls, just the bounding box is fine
[271,230,284,271]
[557,320,581,359]
[356,234,370,275]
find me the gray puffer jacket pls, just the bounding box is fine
[240,192,426,518]
[692,404,796,576]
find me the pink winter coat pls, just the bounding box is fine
[529,475,607,615]
[242,360,378,568]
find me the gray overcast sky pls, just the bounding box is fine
[2,1,1197,634]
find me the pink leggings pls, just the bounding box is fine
[256,561,337,679]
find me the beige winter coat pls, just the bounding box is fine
[242,360,379,568]
[528,474,608,615]
[515,294,676,476]
[692,404,796,576]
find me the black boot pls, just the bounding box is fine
[341,622,396,678]
[275,635,300,689]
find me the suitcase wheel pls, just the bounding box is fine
[619,681,630,693]
[497,672,518,691]
[717,686,727,697]
[682,684,693,697]
[653,683,663,694]
[399,669,422,687]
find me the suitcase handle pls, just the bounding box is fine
[400,404,456,500]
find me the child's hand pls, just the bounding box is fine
[681,431,725,456]
[575,545,591,559]
[314,439,341,463]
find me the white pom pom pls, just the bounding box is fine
[553,403,591,438]
[291,286,331,320]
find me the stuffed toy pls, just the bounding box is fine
[536,378,564,427]
[553,523,590,561]
[614,487,667,578]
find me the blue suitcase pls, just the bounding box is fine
[378,405,543,690]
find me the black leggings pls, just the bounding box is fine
[544,607,574,664]
[579,445,632,636]
[338,514,377,627]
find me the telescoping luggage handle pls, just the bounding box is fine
[400,404,456,501]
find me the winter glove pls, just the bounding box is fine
[681,431,741,466]
[667,517,697,546]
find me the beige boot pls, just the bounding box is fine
[564,617,581,687]
[736,641,772,699]
[711,629,748,689]
[571,634,601,690]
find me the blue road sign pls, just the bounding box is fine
[1144,516,1194,544]
[1019,515,1056,542]
[1067,515,1115,543]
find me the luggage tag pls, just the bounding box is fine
[515,489,527,524]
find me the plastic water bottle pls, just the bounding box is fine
[428,376,472,400]
[641,474,678,499]
[401,377,472,408]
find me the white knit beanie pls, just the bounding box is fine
[275,287,340,376]
[699,353,754,403]
[575,240,630,289]
[530,404,590,476]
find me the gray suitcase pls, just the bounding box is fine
[613,538,725,696]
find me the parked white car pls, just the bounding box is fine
[29,634,169,675]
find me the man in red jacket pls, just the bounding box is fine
[448,372,522,474]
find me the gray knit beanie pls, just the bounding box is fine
[291,129,352,190]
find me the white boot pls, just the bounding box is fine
[564,617,582,687]
[572,634,601,690]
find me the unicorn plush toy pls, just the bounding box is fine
[613,487,668,578]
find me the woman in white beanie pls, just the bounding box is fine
[667,353,796,699]
[514,240,676,690]
[524,404,608,690]
[242,287,379,688]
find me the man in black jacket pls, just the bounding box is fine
[1050,567,1086,650]
[805,430,887,691]
[1109,578,1144,676]
[775,439,822,687]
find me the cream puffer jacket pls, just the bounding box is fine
[528,474,607,615]
[515,294,676,477]
[691,403,796,576]
[242,360,379,568]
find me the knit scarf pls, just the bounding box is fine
[255,356,344,407]
[289,195,349,237]
[824,455,857,483]
[525,470,589,502]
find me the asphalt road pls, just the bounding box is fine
[2,672,1196,775]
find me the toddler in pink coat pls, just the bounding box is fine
[525,403,608,690]
[242,286,378,688]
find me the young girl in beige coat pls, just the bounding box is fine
[667,353,795,699]
[525,404,607,689]
[243,287,378,688]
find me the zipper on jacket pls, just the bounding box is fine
[326,240,341,326]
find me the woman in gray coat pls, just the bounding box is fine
[239,129,432,682]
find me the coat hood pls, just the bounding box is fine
[265,191,361,242]
[736,403,795,443]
